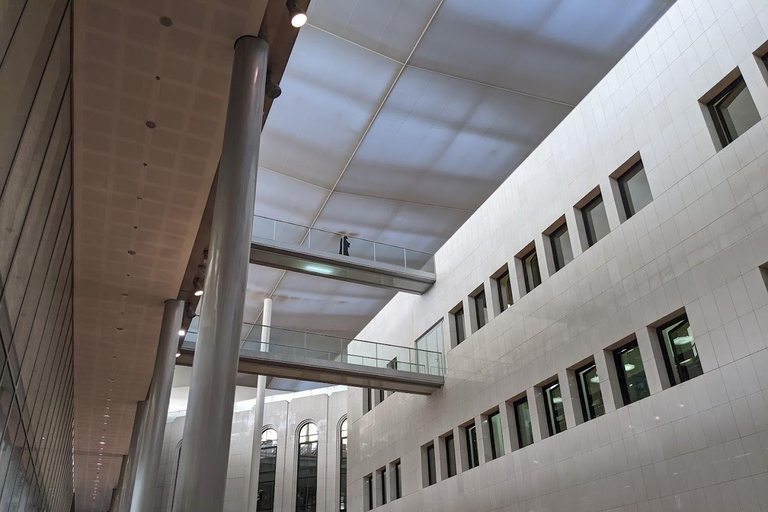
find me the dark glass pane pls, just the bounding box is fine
[296,424,318,512]
[339,421,347,511]
[543,381,567,436]
[474,290,488,329]
[454,308,465,345]
[426,444,436,485]
[445,434,455,477]
[258,429,278,512]
[488,412,504,459]
[550,224,573,272]
[497,271,513,311]
[658,315,702,385]
[395,461,401,499]
[614,341,650,405]
[583,195,609,246]
[379,467,386,505]
[711,77,760,145]
[514,399,533,448]
[522,249,541,293]
[365,476,373,510]
[576,363,604,421]
[466,424,479,469]
[618,163,652,218]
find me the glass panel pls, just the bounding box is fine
[395,461,401,499]
[378,468,386,505]
[364,476,373,510]
[514,399,533,448]
[296,424,318,512]
[415,321,444,376]
[550,224,573,271]
[543,381,567,436]
[658,315,702,385]
[474,290,488,329]
[466,424,479,469]
[618,163,652,218]
[614,341,650,405]
[445,434,455,477]
[426,444,436,486]
[258,429,278,512]
[497,270,513,311]
[576,362,604,421]
[522,248,541,292]
[454,308,465,345]
[339,420,347,511]
[713,78,761,144]
[488,411,504,459]
[583,195,610,246]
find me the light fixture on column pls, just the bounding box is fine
[193,276,204,296]
[178,329,186,336]
[286,0,307,27]
[266,71,281,99]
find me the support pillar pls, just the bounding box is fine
[114,400,147,512]
[247,299,271,512]
[130,299,184,511]
[172,35,268,512]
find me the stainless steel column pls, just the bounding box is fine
[247,298,271,512]
[115,400,147,512]
[172,35,268,512]
[130,299,184,511]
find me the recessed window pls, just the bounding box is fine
[617,161,652,219]
[496,269,513,311]
[613,341,650,405]
[521,247,541,293]
[393,460,402,500]
[465,423,480,470]
[473,289,488,329]
[444,433,456,478]
[453,306,466,345]
[339,420,347,511]
[424,443,436,486]
[488,411,504,460]
[259,429,278,512]
[707,76,761,147]
[575,362,604,422]
[582,195,610,247]
[364,388,372,413]
[364,475,373,511]
[657,314,703,386]
[513,397,533,448]
[543,381,567,436]
[377,467,387,506]
[296,423,318,512]
[550,223,574,272]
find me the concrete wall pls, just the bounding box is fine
[154,390,347,512]
[349,0,768,511]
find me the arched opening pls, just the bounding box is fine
[295,422,318,512]
[258,428,278,512]
[339,418,348,511]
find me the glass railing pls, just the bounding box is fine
[183,321,445,377]
[251,215,436,273]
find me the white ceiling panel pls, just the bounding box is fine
[258,25,401,189]
[306,0,441,62]
[254,166,329,223]
[335,66,572,211]
[409,0,674,105]
[244,264,284,323]
[313,191,471,255]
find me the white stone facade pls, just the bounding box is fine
[348,1,768,511]
[154,391,347,512]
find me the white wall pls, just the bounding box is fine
[153,390,347,512]
[349,0,768,511]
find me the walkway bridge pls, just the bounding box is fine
[178,322,445,395]
[250,216,436,294]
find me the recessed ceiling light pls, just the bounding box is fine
[99,442,105,445]
[176,352,181,358]
[159,16,173,27]
[145,120,156,129]
[179,329,186,336]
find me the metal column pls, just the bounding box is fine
[247,299,271,512]
[130,299,184,511]
[172,35,268,512]
[114,400,147,512]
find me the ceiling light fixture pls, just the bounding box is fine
[286,0,307,27]
[175,352,181,358]
[266,72,281,99]
[179,329,186,336]
[193,276,204,297]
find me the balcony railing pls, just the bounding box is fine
[251,215,436,274]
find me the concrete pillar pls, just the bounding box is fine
[130,299,184,512]
[247,298,272,512]
[172,35,268,512]
[115,400,147,512]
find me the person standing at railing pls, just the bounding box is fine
[339,235,350,256]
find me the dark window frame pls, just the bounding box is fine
[379,467,387,505]
[444,434,456,477]
[575,362,602,422]
[426,444,436,486]
[473,289,488,329]
[613,340,649,406]
[394,460,402,499]
[582,194,608,247]
[657,314,702,386]
[465,423,480,470]
[521,247,541,293]
[549,223,572,272]
[364,475,373,510]
[542,381,566,436]
[708,75,753,147]
[513,397,533,449]
[488,410,503,460]
[496,269,513,312]
[617,161,650,219]
[453,306,466,345]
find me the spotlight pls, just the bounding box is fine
[266,72,281,99]
[193,276,204,297]
[178,329,186,336]
[286,0,307,28]
[176,352,181,358]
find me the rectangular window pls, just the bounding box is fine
[550,223,574,272]
[496,270,513,311]
[617,161,652,219]
[377,389,385,404]
[521,247,541,293]
[378,467,386,505]
[543,381,567,436]
[513,398,533,448]
[453,307,466,345]
[364,475,373,511]
[465,424,480,469]
[394,461,401,499]
[473,290,488,329]
[582,195,610,246]
[364,388,372,413]
[488,411,504,460]
[613,340,650,405]
[425,444,436,486]
[444,434,456,477]
[657,314,703,386]
[575,362,604,422]
[708,76,761,147]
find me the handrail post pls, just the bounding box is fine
[307,227,311,249]
[373,242,377,262]
[403,247,407,268]
[272,218,276,241]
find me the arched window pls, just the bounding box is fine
[258,429,278,512]
[295,423,318,512]
[339,419,348,511]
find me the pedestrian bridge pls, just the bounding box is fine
[177,322,445,395]
[249,216,436,294]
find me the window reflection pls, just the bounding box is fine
[258,429,278,512]
[614,341,650,405]
[296,423,318,512]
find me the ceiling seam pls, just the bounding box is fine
[331,190,475,212]
[257,0,447,322]
[307,24,404,65]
